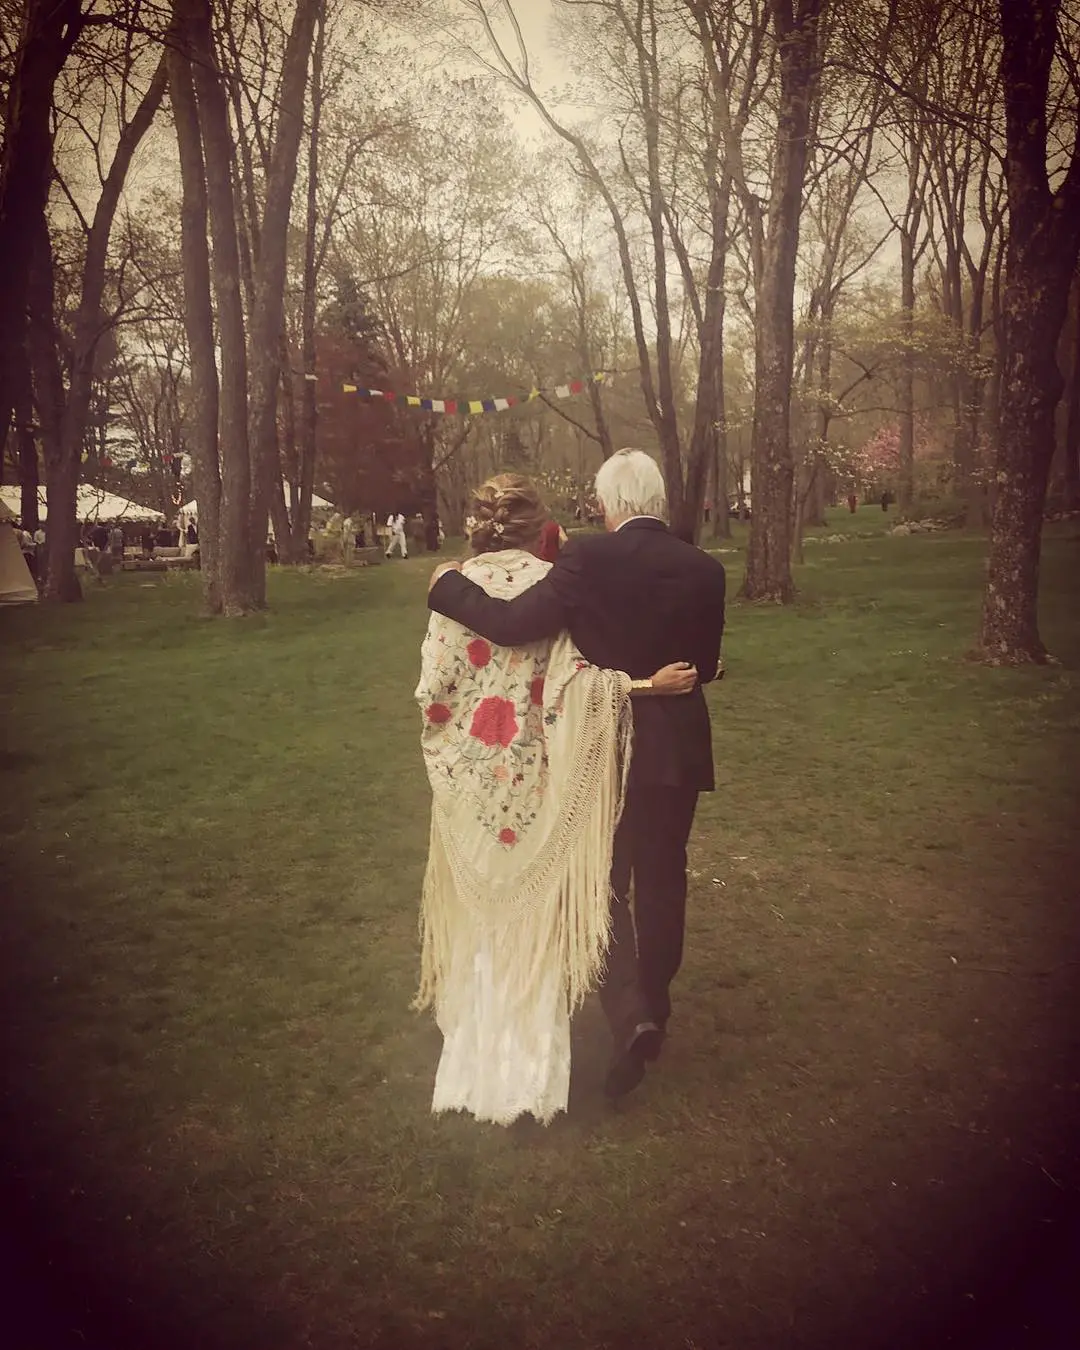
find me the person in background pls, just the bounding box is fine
[385,511,408,559]
[881,489,892,512]
[847,492,857,514]
[535,517,567,564]
[186,520,198,545]
[19,524,36,577]
[33,522,47,578]
[109,523,125,559]
[92,521,109,552]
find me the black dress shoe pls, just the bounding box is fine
[603,1021,664,1099]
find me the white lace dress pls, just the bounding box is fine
[432,932,570,1126]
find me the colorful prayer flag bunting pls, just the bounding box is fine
[339,372,607,413]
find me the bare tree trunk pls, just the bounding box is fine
[978,0,1080,663]
[277,350,305,564]
[710,396,731,541]
[898,224,917,512]
[584,372,614,461]
[962,270,990,525]
[743,0,826,602]
[631,0,685,531]
[28,220,80,600]
[291,4,327,565]
[167,1,222,611]
[246,0,320,606]
[0,0,84,445]
[687,169,733,544]
[268,472,290,560]
[185,0,252,616]
[793,326,834,561]
[14,344,40,531]
[43,54,166,603]
[807,460,826,525]
[417,419,440,544]
[1063,276,1080,514]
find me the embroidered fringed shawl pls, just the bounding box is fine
[413,549,633,1018]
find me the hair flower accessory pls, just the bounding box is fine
[492,520,505,537]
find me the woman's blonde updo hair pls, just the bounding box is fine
[467,473,547,554]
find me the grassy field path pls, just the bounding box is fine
[2,513,1078,1349]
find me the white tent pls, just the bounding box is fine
[180,490,334,516]
[0,486,164,522]
[0,499,37,605]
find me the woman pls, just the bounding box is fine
[414,474,695,1126]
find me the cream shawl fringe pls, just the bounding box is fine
[414,567,632,1020]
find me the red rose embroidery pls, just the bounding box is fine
[466,638,492,667]
[530,677,545,706]
[426,702,452,724]
[499,828,517,846]
[469,696,518,746]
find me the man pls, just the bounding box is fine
[385,511,408,559]
[427,449,726,1099]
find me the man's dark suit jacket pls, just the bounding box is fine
[427,518,727,791]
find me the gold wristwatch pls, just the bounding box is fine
[629,678,653,692]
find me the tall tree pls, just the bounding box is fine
[464,0,723,539]
[0,0,87,451]
[166,0,222,608]
[921,1,1004,525]
[979,0,1080,662]
[741,0,829,602]
[279,7,398,562]
[1063,275,1080,513]
[32,24,167,601]
[244,0,321,605]
[168,0,320,614]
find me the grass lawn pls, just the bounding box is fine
[2,508,1079,1350]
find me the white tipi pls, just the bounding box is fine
[0,498,37,605]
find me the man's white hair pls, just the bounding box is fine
[594,448,668,523]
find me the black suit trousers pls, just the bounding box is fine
[598,781,699,1044]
